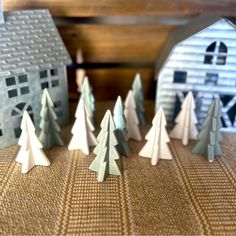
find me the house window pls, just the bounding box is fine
[6,77,16,86]
[8,89,18,98]
[204,41,227,65]
[52,80,59,87]
[41,82,49,90]
[40,70,48,79]
[5,74,30,98]
[205,73,218,85]
[54,101,63,117]
[20,86,30,95]
[18,75,28,83]
[12,103,34,138]
[39,68,60,89]
[173,71,187,83]
[51,68,58,76]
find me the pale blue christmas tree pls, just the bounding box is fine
[132,73,146,125]
[113,96,130,157]
[89,110,121,182]
[192,98,223,162]
[80,76,95,125]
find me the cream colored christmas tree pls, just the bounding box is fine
[170,91,198,145]
[124,90,142,141]
[16,111,50,174]
[68,99,97,155]
[139,107,173,165]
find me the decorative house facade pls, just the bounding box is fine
[155,14,236,133]
[0,8,71,148]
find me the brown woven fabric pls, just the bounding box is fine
[0,101,236,235]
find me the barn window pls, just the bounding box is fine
[204,41,227,65]
[205,73,218,85]
[173,71,187,83]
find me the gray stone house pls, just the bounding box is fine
[0,7,71,148]
[155,14,236,133]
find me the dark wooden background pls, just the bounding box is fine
[4,0,236,101]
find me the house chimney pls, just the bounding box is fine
[0,0,5,24]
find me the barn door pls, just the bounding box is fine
[11,103,34,138]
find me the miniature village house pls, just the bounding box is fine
[155,14,236,133]
[0,3,71,148]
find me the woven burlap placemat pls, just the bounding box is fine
[0,101,236,235]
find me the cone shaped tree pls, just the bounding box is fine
[68,98,97,154]
[80,76,95,125]
[132,73,146,125]
[192,98,223,162]
[113,96,130,157]
[124,90,142,141]
[170,91,198,145]
[39,89,64,149]
[16,111,50,174]
[89,110,121,182]
[139,107,173,165]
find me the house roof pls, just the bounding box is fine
[0,9,72,77]
[155,14,235,79]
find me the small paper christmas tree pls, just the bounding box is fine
[170,91,198,145]
[16,111,50,174]
[68,98,97,154]
[192,98,223,162]
[39,89,64,149]
[113,96,130,157]
[89,110,121,182]
[132,73,146,125]
[139,107,173,165]
[124,90,142,141]
[75,49,86,92]
[80,76,95,125]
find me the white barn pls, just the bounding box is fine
[155,14,236,133]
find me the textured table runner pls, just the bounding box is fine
[0,101,236,235]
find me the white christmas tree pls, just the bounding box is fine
[170,91,198,145]
[16,111,50,174]
[124,90,142,141]
[68,98,97,155]
[89,110,121,182]
[139,107,173,165]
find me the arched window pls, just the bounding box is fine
[12,103,34,138]
[204,41,227,65]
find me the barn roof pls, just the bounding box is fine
[154,14,235,79]
[0,9,72,77]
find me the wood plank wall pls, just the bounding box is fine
[4,0,236,101]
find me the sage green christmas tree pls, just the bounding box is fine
[132,73,146,125]
[89,110,121,182]
[39,89,64,149]
[113,96,130,157]
[80,76,95,125]
[192,98,223,162]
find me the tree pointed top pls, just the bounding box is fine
[212,97,222,117]
[81,76,92,93]
[21,111,35,132]
[75,98,86,118]
[152,106,167,126]
[113,96,123,114]
[41,88,54,107]
[124,90,136,109]
[182,91,195,110]
[132,73,142,90]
